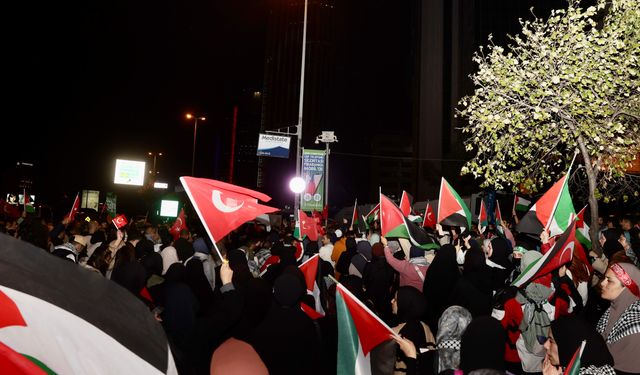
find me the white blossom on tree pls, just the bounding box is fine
[458,0,640,251]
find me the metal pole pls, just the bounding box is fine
[192,118,198,176]
[324,141,329,228]
[229,106,238,183]
[294,0,309,219]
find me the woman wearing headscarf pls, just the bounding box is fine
[487,237,515,290]
[363,242,396,325]
[450,246,493,317]
[459,316,506,373]
[543,316,615,375]
[391,286,435,375]
[250,273,322,375]
[349,240,372,278]
[382,237,429,292]
[422,244,460,332]
[436,305,472,373]
[596,262,640,374]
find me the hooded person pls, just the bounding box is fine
[436,305,472,373]
[422,244,461,332]
[250,273,322,375]
[226,248,253,290]
[545,316,615,375]
[383,238,429,292]
[459,317,506,373]
[335,237,358,278]
[188,237,216,291]
[487,237,514,290]
[450,247,492,317]
[363,242,396,324]
[601,228,624,261]
[392,286,435,375]
[349,240,372,278]
[596,262,640,374]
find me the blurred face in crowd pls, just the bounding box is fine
[621,219,632,231]
[600,268,626,301]
[543,330,560,366]
[598,216,604,226]
[322,235,331,246]
[483,239,493,258]
[599,232,607,247]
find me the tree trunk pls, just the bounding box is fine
[574,134,602,255]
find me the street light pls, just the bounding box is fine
[147,152,163,176]
[315,131,338,226]
[186,113,206,176]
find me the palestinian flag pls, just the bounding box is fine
[495,201,505,235]
[380,193,439,249]
[512,219,577,287]
[437,178,472,229]
[0,234,177,374]
[399,191,413,217]
[365,203,380,226]
[513,195,532,212]
[22,190,35,214]
[298,254,325,319]
[478,199,488,234]
[336,283,397,375]
[294,210,318,241]
[575,206,591,250]
[563,340,586,375]
[351,199,359,227]
[422,202,436,229]
[517,174,575,237]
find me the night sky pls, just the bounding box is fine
[2,0,569,216]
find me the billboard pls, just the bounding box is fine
[114,159,146,186]
[105,192,117,217]
[81,190,100,211]
[301,149,326,211]
[160,200,179,217]
[256,134,291,158]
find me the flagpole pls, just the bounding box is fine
[379,187,383,235]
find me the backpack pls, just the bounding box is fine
[517,286,551,352]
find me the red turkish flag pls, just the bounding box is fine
[169,208,188,240]
[422,202,436,229]
[299,210,318,241]
[112,214,128,229]
[68,193,81,222]
[180,177,278,246]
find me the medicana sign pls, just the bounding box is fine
[256,134,291,158]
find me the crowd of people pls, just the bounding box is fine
[2,206,640,375]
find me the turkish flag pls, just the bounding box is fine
[112,214,128,229]
[423,202,436,229]
[169,208,188,240]
[68,193,81,222]
[180,177,278,245]
[299,210,318,241]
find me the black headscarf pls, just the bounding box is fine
[550,316,614,368]
[396,286,427,323]
[602,229,624,260]
[463,247,492,292]
[273,273,305,308]
[423,244,460,330]
[459,316,506,372]
[173,238,194,262]
[490,237,513,270]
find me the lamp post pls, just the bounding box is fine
[147,152,163,176]
[315,131,338,227]
[186,113,206,176]
[293,0,309,221]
